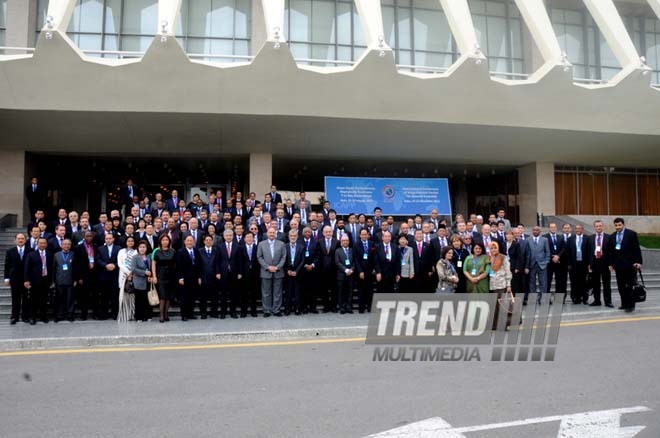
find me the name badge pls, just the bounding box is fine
[344,258,350,266]
[386,254,391,261]
[62,264,69,271]
[471,268,477,276]
[305,250,310,258]
[457,261,462,268]
[363,253,368,260]
[89,256,94,263]
[489,270,494,278]
[553,245,557,251]
[401,260,406,266]
[595,245,602,253]
[616,243,621,251]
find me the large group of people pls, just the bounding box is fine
[4,179,644,325]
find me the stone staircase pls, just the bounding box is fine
[1,227,658,320]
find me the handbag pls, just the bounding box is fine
[633,270,647,303]
[148,281,160,306]
[124,277,135,294]
[498,289,516,315]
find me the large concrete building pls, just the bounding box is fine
[1,0,659,229]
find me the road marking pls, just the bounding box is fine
[366,406,651,437]
[0,315,659,357]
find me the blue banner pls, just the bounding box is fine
[324,177,452,216]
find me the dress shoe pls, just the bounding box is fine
[263,313,271,318]
[10,318,17,325]
[322,308,330,313]
[30,319,36,325]
[201,315,207,320]
[589,302,602,306]
[41,318,49,323]
[625,308,634,313]
[240,313,247,318]
[284,311,290,316]
[231,313,239,319]
[160,318,165,323]
[189,316,197,320]
[359,310,365,314]
[346,310,354,314]
[522,300,528,306]
[80,316,87,321]
[605,303,614,308]
[340,309,346,314]
[251,312,258,317]
[165,317,170,321]
[274,312,283,317]
[618,306,626,310]
[220,314,226,319]
[295,310,302,316]
[309,309,319,314]
[54,319,60,323]
[182,317,188,321]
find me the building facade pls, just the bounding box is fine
[0,0,659,228]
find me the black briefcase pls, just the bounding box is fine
[633,270,647,303]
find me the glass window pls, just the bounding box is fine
[0,0,7,50]
[629,16,660,86]
[286,0,366,66]
[380,0,457,72]
[550,5,626,81]
[36,0,251,61]
[469,0,525,78]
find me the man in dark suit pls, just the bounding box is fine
[23,237,53,324]
[96,233,121,320]
[355,228,375,312]
[430,225,451,268]
[48,224,67,254]
[300,227,320,313]
[334,235,356,314]
[607,217,643,312]
[503,231,525,298]
[239,232,260,317]
[27,209,46,236]
[567,224,591,305]
[261,193,275,215]
[165,189,181,214]
[219,229,242,319]
[121,179,138,206]
[474,224,503,256]
[283,199,295,221]
[589,220,612,307]
[375,231,401,294]
[73,231,97,320]
[177,235,202,320]
[199,235,221,319]
[318,225,339,312]
[269,185,283,205]
[284,230,305,315]
[50,209,70,235]
[234,201,248,225]
[183,218,204,248]
[4,233,30,324]
[412,229,433,293]
[26,177,46,215]
[544,223,568,301]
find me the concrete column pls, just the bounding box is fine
[249,153,272,199]
[0,150,26,226]
[251,0,267,55]
[518,162,555,227]
[455,179,468,220]
[6,0,38,51]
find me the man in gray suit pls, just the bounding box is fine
[257,227,287,317]
[52,239,77,322]
[524,226,551,305]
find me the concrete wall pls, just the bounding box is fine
[248,153,272,199]
[0,150,26,226]
[6,0,38,51]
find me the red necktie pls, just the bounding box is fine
[596,234,602,258]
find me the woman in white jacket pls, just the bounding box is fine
[117,236,137,322]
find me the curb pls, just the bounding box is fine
[0,326,369,352]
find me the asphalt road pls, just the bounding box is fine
[1,317,659,438]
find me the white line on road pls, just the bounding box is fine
[366,406,651,437]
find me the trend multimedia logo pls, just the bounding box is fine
[381,185,395,199]
[366,294,564,362]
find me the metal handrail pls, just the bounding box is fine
[0,46,36,52]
